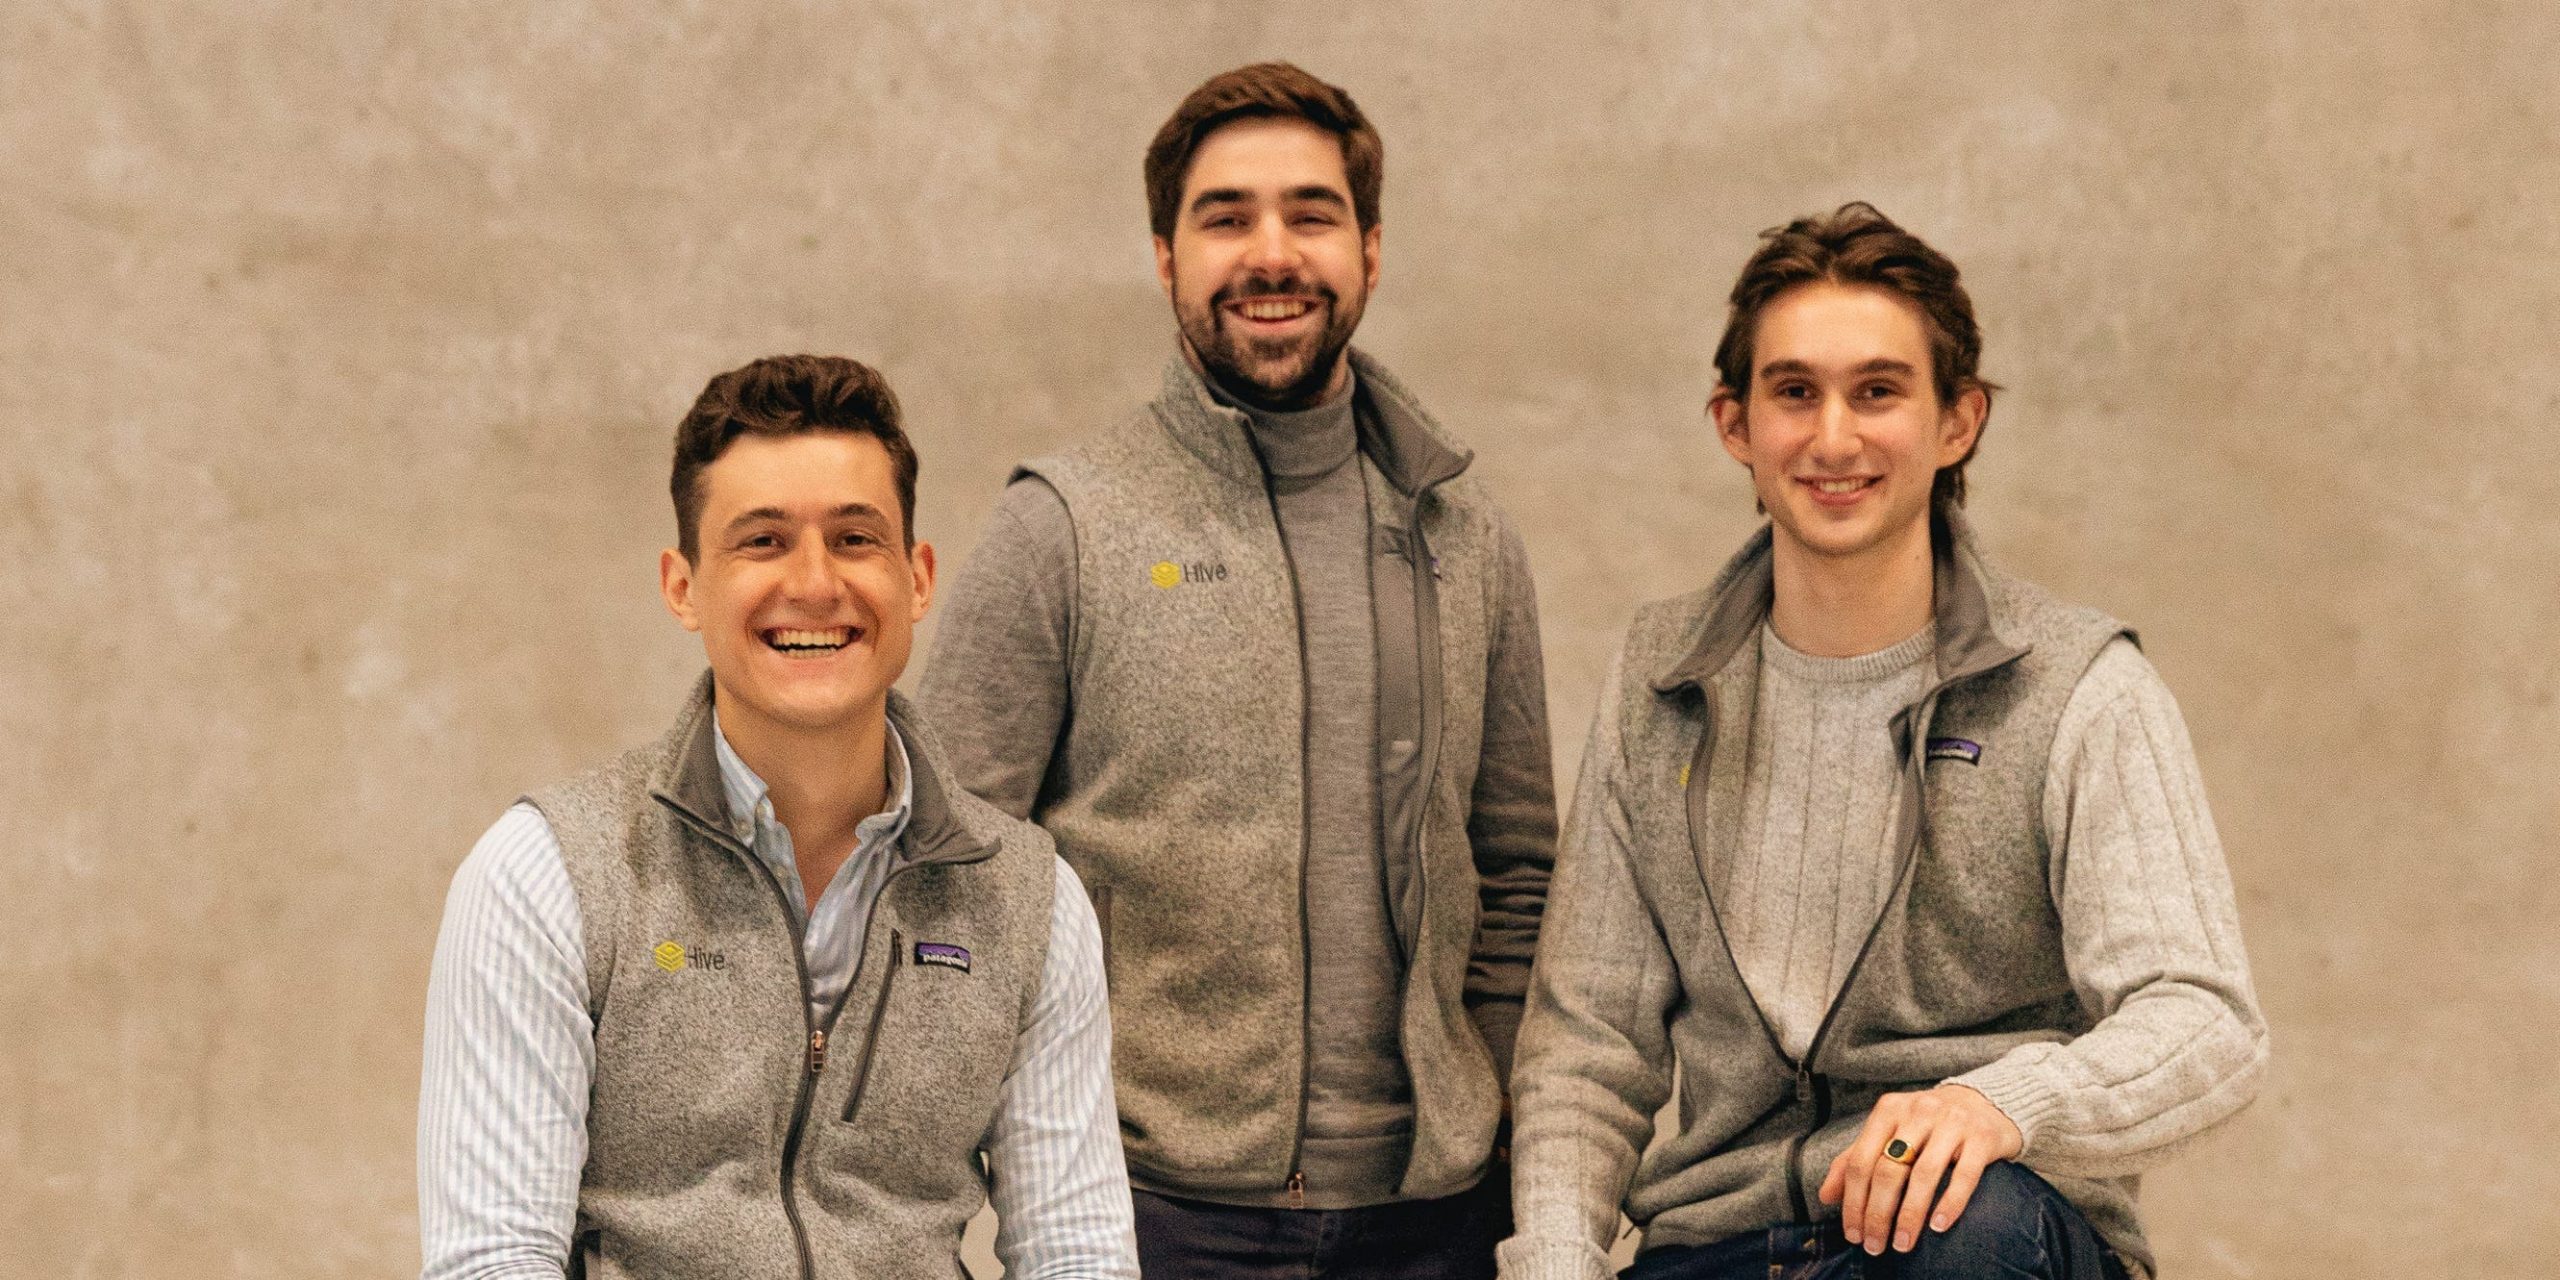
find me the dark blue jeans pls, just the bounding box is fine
[1621,1164,2129,1280]
[1132,1173,1509,1279]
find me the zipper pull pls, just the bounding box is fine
[1794,1063,1813,1104]
[1287,1171,1306,1210]
[808,1029,827,1075]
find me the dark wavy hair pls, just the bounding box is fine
[670,354,917,559]
[1144,62,1382,240]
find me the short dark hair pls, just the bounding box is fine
[1712,202,1997,508]
[1144,62,1383,241]
[669,354,917,560]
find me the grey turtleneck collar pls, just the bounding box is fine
[1207,369,1361,481]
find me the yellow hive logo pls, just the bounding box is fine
[653,941,688,973]
[1149,561,1182,589]
[1678,763,1691,789]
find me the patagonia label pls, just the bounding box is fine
[914,941,972,973]
[1925,737,1984,765]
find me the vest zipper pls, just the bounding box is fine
[1680,685,1827,1224]
[840,930,904,1121]
[1403,489,1445,1000]
[1246,440,1318,1201]
[1782,694,1941,1224]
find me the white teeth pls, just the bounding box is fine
[769,628,851,649]
[1813,478,1869,494]
[1239,299,1311,320]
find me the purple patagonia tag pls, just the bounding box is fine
[1925,737,1983,765]
[913,941,972,973]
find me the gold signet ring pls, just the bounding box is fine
[1883,1138,1917,1165]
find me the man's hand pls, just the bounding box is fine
[1817,1083,2024,1255]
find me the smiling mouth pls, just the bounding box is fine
[762,626,857,656]
[1803,476,1879,495]
[1226,296,1318,323]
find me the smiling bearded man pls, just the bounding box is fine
[920,63,1557,1280]
[1497,205,2268,1280]
[418,355,1138,1280]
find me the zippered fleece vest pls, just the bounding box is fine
[527,678,1056,1280]
[1017,351,1503,1202]
[1607,513,2155,1273]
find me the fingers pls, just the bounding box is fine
[1825,1086,2028,1253]
[1834,1095,1928,1252]
[1890,1134,1958,1253]
[1931,1145,1996,1234]
[1855,1110,1930,1254]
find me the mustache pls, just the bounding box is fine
[1212,277,1339,307]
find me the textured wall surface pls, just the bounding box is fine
[7,1,2555,1275]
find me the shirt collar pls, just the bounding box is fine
[707,712,915,861]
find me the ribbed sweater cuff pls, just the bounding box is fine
[1494,1234,1614,1280]
[1948,1054,2067,1153]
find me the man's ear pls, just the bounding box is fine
[1938,383,1989,465]
[1710,386,1753,466]
[905,541,937,622]
[660,548,703,633]
[1362,221,1382,294]
[1153,234,1176,300]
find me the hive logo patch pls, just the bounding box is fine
[1149,559,1228,588]
[653,941,726,973]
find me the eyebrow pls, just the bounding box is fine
[1187,185,1353,216]
[1757,357,1921,380]
[719,503,891,536]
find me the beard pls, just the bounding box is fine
[1174,272,1366,411]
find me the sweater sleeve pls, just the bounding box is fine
[1496,649,1677,1280]
[1947,639,2269,1177]
[1464,511,1560,1078]
[916,476,1078,820]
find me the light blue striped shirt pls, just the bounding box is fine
[419,717,1136,1279]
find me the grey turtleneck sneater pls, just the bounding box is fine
[1220,378,1415,1204]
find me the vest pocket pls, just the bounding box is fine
[839,929,904,1123]
[568,1229,601,1279]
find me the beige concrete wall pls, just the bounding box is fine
[8,1,2552,1274]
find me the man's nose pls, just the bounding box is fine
[1809,395,1861,462]
[782,538,841,600]
[1241,213,1300,274]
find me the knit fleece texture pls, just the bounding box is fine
[1498,514,2267,1280]
[527,679,1058,1280]
[920,350,1556,1207]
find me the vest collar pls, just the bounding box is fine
[1148,347,1473,498]
[1649,506,2029,696]
[649,673,996,867]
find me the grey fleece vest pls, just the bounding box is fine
[1616,513,2155,1273]
[527,679,1055,1280]
[1017,351,1504,1203]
